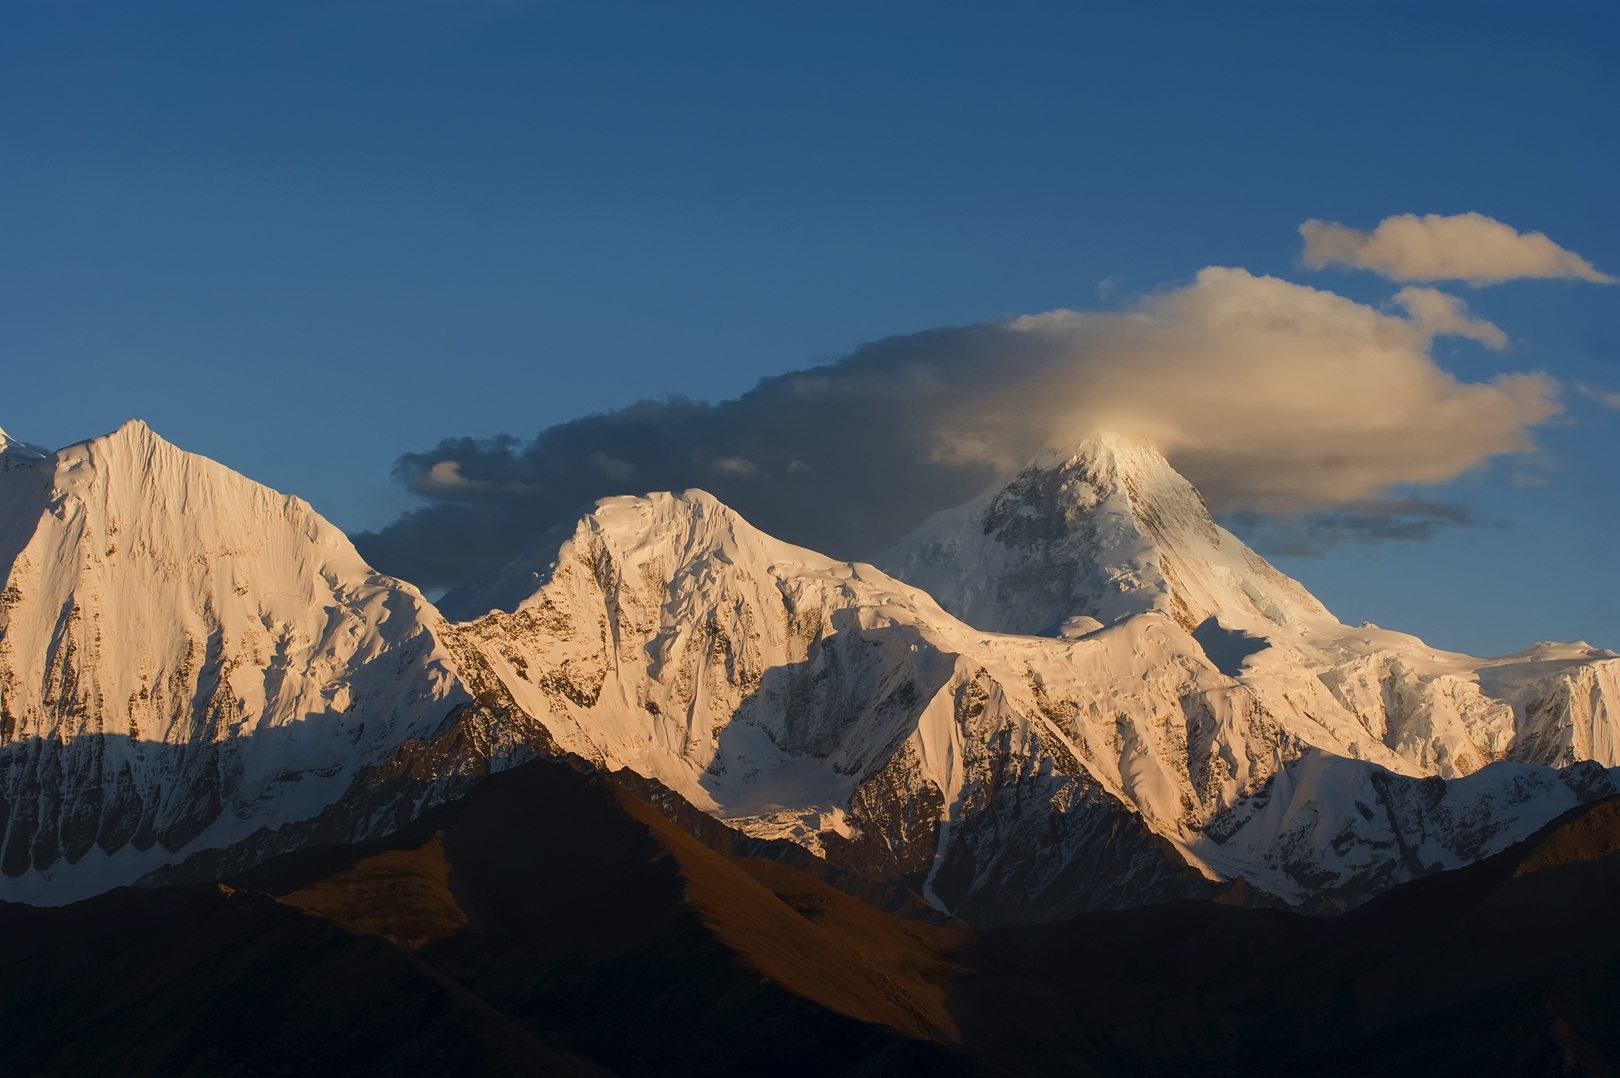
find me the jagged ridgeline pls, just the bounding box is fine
[2,421,1617,919]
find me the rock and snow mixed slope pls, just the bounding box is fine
[0,421,472,902]
[434,466,1620,914]
[881,432,1620,779]
[2,421,1616,920]
[872,432,1620,903]
[879,431,1331,638]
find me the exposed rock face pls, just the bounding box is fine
[878,431,1329,637]
[3,421,1617,925]
[880,431,1620,780]
[432,482,1619,918]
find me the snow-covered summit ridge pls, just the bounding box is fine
[432,472,1620,914]
[878,430,1330,638]
[880,429,1620,780]
[438,489,864,623]
[0,419,468,902]
[4,419,1617,922]
[0,424,50,460]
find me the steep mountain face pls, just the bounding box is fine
[433,483,1618,916]
[880,432,1620,777]
[437,492,1321,917]
[4,420,1617,926]
[879,432,1330,637]
[0,421,472,903]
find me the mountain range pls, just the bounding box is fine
[2,419,1617,925]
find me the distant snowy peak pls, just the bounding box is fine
[437,489,824,622]
[0,425,50,460]
[878,430,1329,637]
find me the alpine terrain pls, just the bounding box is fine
[2,421,1617,924]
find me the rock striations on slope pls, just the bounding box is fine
[878,431,1330,638]
[432,440,1620,916]
[0,421,481,902]
[2,420,1617,921]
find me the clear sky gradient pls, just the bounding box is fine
[3,1,1616,655]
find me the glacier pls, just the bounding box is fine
[1,420,1616,920]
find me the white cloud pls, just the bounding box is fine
[1300,212,1616,286]
[1390,287,1507,349]
[407,459,539,499]
[1577,383,1620,410]
[368,266,1563,585]
[959,267,1559,511]
[415,460,491,495]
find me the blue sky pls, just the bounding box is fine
[3,1,1617,654]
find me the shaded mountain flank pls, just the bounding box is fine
[2,759,1617,1077]
[7,422,1619,924]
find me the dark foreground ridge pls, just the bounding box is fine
[1,760,1617,1077]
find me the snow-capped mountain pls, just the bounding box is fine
[0,421,473,902]
[434,461,1619,914]
[0,425,50,461]
[3,420,1616,921]
[881,431,1620,778]
[878,431,1330,638]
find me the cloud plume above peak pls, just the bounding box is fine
[1300,212,1616,286]
[356,267,1560,591]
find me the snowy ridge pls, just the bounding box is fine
[878,431,1330,637]
[0,421,470,902]
[882,431,1620,779]
[1195,751,1620,904]
[435,478,1618,915]
[2,420,1617,921]
[0,425,50,460]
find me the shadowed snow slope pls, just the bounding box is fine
[0,421,472,903]
[433,477,1618,915]
[4,422,1617,922]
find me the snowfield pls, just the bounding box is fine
[2,422,1615,919]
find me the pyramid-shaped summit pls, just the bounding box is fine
[0,419,467,902]
[877,431,1329,637]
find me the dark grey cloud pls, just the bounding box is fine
[354,326,1028,590]
[1222,500,1479,559]
[355,269,1557,592]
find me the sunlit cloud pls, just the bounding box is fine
[1300,212,1615,286]
[1577,383,1620,410]
[357,267,1560,590]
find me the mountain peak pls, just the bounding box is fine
[0,417,457,901]
[0,425,50,460]
[878,429,1329,636]
[1034,428,1156,465]
[438,488,830,621]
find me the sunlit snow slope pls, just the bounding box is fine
[3,421,1616,920]
[881,432,1620,779]
[0,421,472,902]
[438,437,1620,914]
